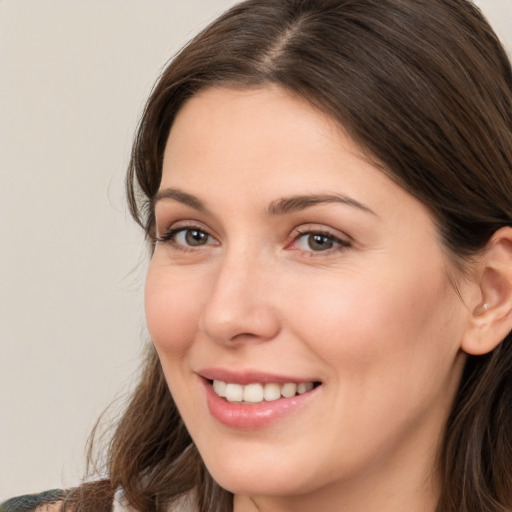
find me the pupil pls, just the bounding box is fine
[308,234,333,251]
[186,230,208,246]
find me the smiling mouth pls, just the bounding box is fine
[210,379,321,404]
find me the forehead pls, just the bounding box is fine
[165,85,346,163]
[161,87,418,220]
[164,87,367,186]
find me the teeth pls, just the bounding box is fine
[281,382,297,398]
[213,380,227,397]
[225,383,243,402]
[297,382,314,394]
[263,383,281,401]
[243,383,264,403]
[212,379,316,403]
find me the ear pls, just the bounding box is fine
[461,227,512,356]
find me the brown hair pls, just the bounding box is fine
[68,1,512,510]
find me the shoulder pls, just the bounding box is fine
[0,490,66,512]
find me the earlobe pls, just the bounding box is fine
[461,227,512,356]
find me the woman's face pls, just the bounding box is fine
[145,86,469,508]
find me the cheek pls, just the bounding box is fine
[282,264,464,467]
[287,262,458,378]
[145,264,202,357]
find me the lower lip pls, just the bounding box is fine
[202,379,319,429]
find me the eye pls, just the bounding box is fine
[290,230,351,253]
[156,226,217,249]
[175,228,211,247]
[298,233,336,251]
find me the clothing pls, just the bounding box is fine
[112,489,197,512]
[0,489,196,512]
[0,490,65,512]
[0,489,131,512]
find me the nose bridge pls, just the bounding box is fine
[199,244,280,345]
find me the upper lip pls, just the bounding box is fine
[198,368,320,385]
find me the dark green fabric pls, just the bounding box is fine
[0,489,64,512]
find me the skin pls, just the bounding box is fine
[145,86,475,512]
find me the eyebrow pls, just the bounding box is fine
[153,187,377,217]
[153,188,207,212]
[267,193,377,216]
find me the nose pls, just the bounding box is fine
[198,251,281,346]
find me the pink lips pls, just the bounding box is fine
[198,368,320,429]
[199,367,316,385]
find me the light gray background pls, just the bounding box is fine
[0,0,511,500]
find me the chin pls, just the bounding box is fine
[210,469,304,498]
[200,447,328,498]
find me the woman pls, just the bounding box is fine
[3,0,512,510]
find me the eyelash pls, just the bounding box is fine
[289,229,352,255]
[155,225,352,255]
[155,225,216,252]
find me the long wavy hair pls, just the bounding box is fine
[66,1,512,511]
